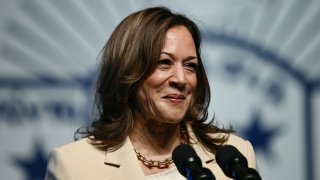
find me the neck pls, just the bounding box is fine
[130,117,181,157]
[129,115,184,175]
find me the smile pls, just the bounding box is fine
[162,94,186,102]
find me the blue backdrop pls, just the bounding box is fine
[0,0,319,179]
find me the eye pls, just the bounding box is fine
[157,59,173,68]
[185,62,198,72]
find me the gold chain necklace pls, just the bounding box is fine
[134,148,173,168]
[133,128,187,169]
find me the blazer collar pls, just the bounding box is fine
[188,130,226,178]
[102,128,218,179]
[103,137,146,180]
[188,129,216,166]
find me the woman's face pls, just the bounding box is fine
[136,25,198,124]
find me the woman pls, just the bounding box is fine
[45,6,258,180]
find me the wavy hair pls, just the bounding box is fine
[76,6,233,153]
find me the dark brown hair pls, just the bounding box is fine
[76,6,233,153]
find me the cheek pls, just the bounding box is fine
[188,76,197,93]
[136,76,160,107]
[145,71,168,88]
[138,73,168,99]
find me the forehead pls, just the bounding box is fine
[164,26,193,41]
[162,26,196,52]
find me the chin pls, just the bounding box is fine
[159,116,184,124]
[156,108,188,123]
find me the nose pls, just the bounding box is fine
[169,64,187,90]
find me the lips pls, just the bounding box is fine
[163,94,186,100]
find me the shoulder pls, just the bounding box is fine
[225,133,250,147]
[55,138,98,153]
[49,137,106,170]
[205,132,257,169]
[45,138,105,179]
[224,133,258,169]
[52,137,105,161]
[206,132,254,156]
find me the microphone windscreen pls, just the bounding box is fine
[216,145,248,177]
[172,144,202,176]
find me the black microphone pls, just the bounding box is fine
[172,144,216,180]
[216,145,261,180]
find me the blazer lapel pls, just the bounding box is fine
[189,132,216,168]
[103,137,146,180]
[101,129,228,179]
[189,129,229,179]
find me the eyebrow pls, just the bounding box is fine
[160,52,198,61]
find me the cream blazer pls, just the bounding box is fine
[45,133,258,180]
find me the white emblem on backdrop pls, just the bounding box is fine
[202,30,318,180]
